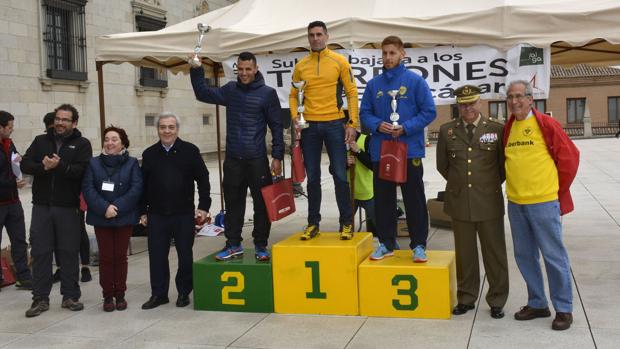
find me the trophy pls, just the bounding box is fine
[387,90,400,126]
[189,23,211,68]
[292,80,309,129]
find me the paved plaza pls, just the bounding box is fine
[0,137,618,349]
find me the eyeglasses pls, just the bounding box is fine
[506,94,531,101]
[54,117,73,123]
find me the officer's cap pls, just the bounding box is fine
[455,85,481,104]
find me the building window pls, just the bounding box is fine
[567,98,586,124]
[42,0,88,81]
[608,97,620,123]
[202,114,212,125]
[534,99,546,113]
[145,114,155,126]
[135,14,167,88]
[488,101,507,120]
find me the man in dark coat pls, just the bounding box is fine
[436,85,508,319]
[21,104,93,317]
[190,51,283,261]
[140,112,211,309]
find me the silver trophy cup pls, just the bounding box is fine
[388,90,400,126]
[292,81,309,129]
[189,23,211,68]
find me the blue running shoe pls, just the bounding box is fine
[370,243,394,260]
[413,245,428,263]
[255,246,270,261]
[215,245,243,261]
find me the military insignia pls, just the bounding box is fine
[523,126,533,137]
[462,86,471,95]
[447,128,453,137]
[376,90,383,98]
[480,132,498,143]
[412,159,421,167]
[399,86,407,95]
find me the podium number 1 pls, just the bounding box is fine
[392,274,418,311]
[305,261,327,299]
[221,271,245,306]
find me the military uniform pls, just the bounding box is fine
[436,85,509,312]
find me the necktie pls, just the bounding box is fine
[466,123,475,142]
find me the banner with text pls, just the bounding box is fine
[222,44,550,108]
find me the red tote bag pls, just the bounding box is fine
[378,139,408,183]
[1,256,16,286]
[261,177,296,222]
[292,139,305,183]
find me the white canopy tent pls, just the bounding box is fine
[94,0,620,209]
[96,0,620,71]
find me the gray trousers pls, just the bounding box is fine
[0,202,31,281]
[30,205,81,300]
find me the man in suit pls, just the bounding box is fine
[436,85,509,319]
[140,112,211,309]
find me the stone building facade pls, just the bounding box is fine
[0,0,236,155]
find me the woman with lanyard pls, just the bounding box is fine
[82,126,143,312]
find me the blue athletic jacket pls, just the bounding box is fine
[360,63,436,161]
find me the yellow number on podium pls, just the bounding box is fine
[392,274,418,311]
[221,271,245,306]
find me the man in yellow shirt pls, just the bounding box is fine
[290,21,358,241]
[503,80,580,331]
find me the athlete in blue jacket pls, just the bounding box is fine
[360,36,436,262]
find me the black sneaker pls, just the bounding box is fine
[81,267,92,282]
[25,298,50,318]
[15,279,33,290]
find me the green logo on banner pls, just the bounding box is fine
[520,47,544,66]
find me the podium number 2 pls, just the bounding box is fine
[392,274,418,311]
[305,261,327,299]
[221,271,245,305]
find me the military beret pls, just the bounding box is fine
[454,85,481,104]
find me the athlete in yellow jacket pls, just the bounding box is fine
[289,20,358,241]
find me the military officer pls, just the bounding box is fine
[436,85,509,319]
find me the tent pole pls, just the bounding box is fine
[96,61,107,147]
[214,63,225,211]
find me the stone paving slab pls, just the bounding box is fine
[1,137,618,348]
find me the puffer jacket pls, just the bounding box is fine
[82,152,143,227]
[190,67,284,160]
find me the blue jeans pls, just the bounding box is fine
[300,120,352,227]
[508,200,573,313]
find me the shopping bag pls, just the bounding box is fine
[378,139,408,183]
[261,177,296,222]
[1,256,16,286]
[292,139,305,183]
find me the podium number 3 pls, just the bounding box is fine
[305,261,327,299]
[392,274,418,311]
[221,271,245,305]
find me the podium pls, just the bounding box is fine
[193,249,274,312]
[272,232,373,315]
[358,250,457,319]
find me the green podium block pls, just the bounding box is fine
[193,249,273,312]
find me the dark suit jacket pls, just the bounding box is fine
[436,116,505,222]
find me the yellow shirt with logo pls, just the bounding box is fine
[505,116,559,204]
